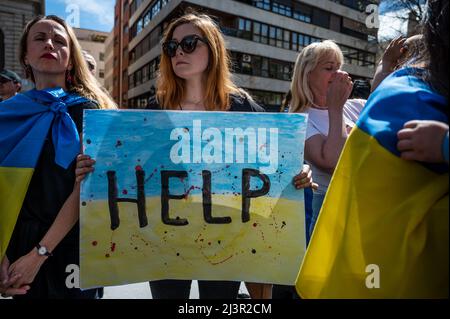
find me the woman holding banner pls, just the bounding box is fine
[0,15,116,298]
[76,12,315,299]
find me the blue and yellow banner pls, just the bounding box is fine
[80,110,308,289]
[296,68,449,298]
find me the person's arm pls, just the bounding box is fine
[371,37,406,92]
[305,71,353,173]
[7,183,81,288]
[0,256,30,297]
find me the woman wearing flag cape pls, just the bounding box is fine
[296,0,448,298]
[0,15,116,298]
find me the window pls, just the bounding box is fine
[275,27,283,48]
[151,1,161,19]
[293,3,312,23]
[261,24,268,44]
[232,51,293,82]
[253,22,260,42]
[272,0,292,17]
[254,0,270,10]
[247,89,283,112]
[142,64,149,82]
[312,8,330,29]
[144,12,151,28]
[291,32,298,51]
[99,70,104,78]
[261,58,269,77]
[99,52,105,61]
[269,26,276,46]
[238,18,252,40]
[130,0,165,40]
[283,30,290,50]
[129,74,135,88]
[136,69,142,86]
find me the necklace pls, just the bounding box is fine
[179,99,205,110]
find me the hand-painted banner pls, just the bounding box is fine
[80,110,308,289]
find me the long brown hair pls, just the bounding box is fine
[156,13,244,110]
[19,15,116,109]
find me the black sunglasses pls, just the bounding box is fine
[162,35,208,58]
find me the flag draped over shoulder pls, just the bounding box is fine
[0,87,88,260]
[296,68,449,299]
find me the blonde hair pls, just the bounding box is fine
[289,40,344,113]
[19,15,116,109]
[157,12,244,110]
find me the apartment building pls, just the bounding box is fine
[113,0,378,110]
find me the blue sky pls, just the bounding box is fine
[45,0,418,37]
[46,0,115,32]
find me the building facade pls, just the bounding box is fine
[104,30,115,96]
[114,0,378,111]
[0,0,45,90]
[74,28,109,86]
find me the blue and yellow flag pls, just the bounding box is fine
[296,68,448,298]
[0,88,88,260]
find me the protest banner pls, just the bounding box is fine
[80,110,307,289]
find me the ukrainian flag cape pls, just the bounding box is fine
[296,68,448,298]
[0,87,89,260]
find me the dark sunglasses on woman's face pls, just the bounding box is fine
[162,35,208,58]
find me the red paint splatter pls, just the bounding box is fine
[135,165,142,171]
[210,254,234,265]
[184,185,200,198]
[111,242,116,252]
[122,189,128,195]
[92,241,98,246]
[253,223,258,227]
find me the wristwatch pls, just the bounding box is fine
[36,243,53,257]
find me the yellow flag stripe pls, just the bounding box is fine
[296,128,448,298]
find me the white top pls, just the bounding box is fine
[305,99,366,194]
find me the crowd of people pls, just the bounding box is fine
[0,0,448,299]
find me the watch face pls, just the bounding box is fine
[38,247,47,255]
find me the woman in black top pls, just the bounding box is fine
[0,15,116,298]
[147,13,315,299]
